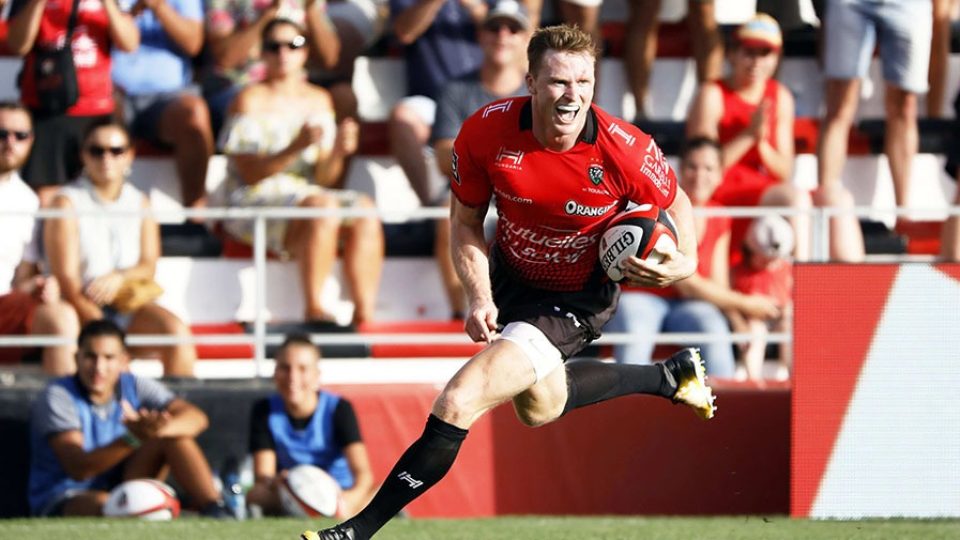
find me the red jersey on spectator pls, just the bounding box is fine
[713,78,781,207]
[17,0,114,116]
[732,259,792,308]
[451,97,677,292]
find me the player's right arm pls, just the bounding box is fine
[451,199,497,342]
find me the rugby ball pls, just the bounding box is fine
[278,464,342,518]
[103,479,180,520]
[598,203,679,282]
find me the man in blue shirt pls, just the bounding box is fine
[113,0,214,210]
[28,319,229,517]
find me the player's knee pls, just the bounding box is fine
[432,388,479,427]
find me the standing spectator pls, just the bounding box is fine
[0,101,79,376]
[625,0,723,120]
[203,0,339,136]
[28,319,229,517]
[430,0,530,318]
[112,0,214,210]
[729,214,794,383]
[605,138,780,377]
[817,0,931,237]
[246,334,375,517]
[387,0,485,209]
[927,0,956,117]
[687,14,813,263]
[220,18,383,325]
[44,119,196,377]
[6,0,139,205]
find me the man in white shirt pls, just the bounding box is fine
[0,101,79,375]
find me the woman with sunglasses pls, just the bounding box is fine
[219,17,383,326]
[43,119,197,377]
[686,14,814,265]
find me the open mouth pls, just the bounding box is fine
[555,103,580,124]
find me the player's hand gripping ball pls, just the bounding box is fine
[598,203,679,282]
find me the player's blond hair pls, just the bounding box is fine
[527,24,599,77]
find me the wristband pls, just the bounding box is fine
[121,431,141,449]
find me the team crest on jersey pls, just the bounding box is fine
[588,164,604,185]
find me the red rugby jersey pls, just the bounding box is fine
[451,97,678,291]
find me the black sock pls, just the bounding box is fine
[345,414,467,538]
[561,359,674,416]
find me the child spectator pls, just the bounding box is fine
[43,119,196,377]
[730,214,794,383]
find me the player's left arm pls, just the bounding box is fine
[756,84,795,180]
[626,188,698,288]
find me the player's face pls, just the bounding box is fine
[274,344,321,405]
[75,335,128,403]
[479,18,528,68]
[262,23,308,78]
[527,50,595,146]
[0,109,34,174]
[680,146,723,205]
[81,126,132,186]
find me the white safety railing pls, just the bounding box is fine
[3,203,958,374]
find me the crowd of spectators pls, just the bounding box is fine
[0,0,958,382]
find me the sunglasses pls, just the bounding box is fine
[85,145,128,157]
[483,20,523,34]
[0,128,32,142]
[263,35,307,54]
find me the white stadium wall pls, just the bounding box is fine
[792,264,960,518]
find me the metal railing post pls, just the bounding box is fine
[253,215,268,377]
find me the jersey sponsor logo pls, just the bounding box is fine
[641,138,671,197]
[483,101,513,117]
[607,122,636,146]
[495,147,524,170]
[563,200,616,217]
[588,164,604,185]
[501,214,600,265]
[494,187,533,205]
[451,148,461,185]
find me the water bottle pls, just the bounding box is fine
[221,456,247,520]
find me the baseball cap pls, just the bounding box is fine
[746,215,794,259]
[484,0,531,30]
[735,13,783,51]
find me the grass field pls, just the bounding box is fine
[1,516,958,540]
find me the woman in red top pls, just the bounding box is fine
[606,137,781,376]
[686,14,810,263]
[7,0,139,204]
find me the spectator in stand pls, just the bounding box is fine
[605,138,780,377]
[220,18,382,325]
[0,101,79,376]
[246,334,375,517]
[44,119,197,377]
[112,0,214,211]
[625,0,723,120]
[687,14,815,263]
[28,319,230,517]
[386,0,485,210]
[430,0,530,318]
[6,0,139,205]
[203,0,340,136]
[817,0,931,242]
[927,0,956,117]
[729,214,794,383]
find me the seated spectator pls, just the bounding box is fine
[687,14,812,264]
[43,119,196,377]
[625,0,723,120]
[112,0,214,211]
[6,0,139,205]
[27,319,229,517]
[246,334,375,517]
[220,18,383,325]
[430,0,531,318]
[729,214,794,383]
[0,101,79,375]
[387,0,485,210]
[817,0,926,257]
[604,138,779,377]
